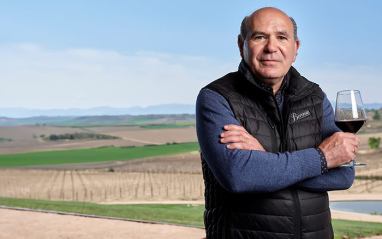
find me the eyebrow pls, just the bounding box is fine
[249,30,291,38]
[249,31,267,38]
[277,30,290,37]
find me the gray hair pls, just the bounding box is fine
[239,15,298,41]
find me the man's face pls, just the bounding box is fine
[239,8,300,87]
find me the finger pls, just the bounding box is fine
[351,153,357,161]
[351,138,361,148]
[352,136,361,147]
[336,132,359,141]
[220,135,247,144]
[223,124,246,132]
[220,130,248,138]
[226,143,244,150]
[343,132,359,138]
[340,135,360,147]
[355,137,361,147]
[346,145,358,156]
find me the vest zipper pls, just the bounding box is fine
[283,101,293,152]
[281,97,301,238]
[267,119,278,153]
[292,188,301,239]
[273,94,286,152]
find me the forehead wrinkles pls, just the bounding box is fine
[253,19,290,35]
[247,12,293,37]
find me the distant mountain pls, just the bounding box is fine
[330,102,382,110]
[0,104,196,118]
[0,114,196,127]
[364,103,382,110]
[2,102,381,119]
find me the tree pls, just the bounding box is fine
[373,110,381,120]
[49,134,59,141]
[368,137,381,149]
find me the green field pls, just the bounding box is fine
[0,197,204,226]
[0,197,381,238]
[0,138,12,142]
[332,219,382,239]
[0,142,200,167]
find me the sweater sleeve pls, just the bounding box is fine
[295,92,355,192]
[196,88,323,193]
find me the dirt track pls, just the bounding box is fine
[0,208,206,239]
[2,193,382,239]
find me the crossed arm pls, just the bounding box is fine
[221,124,360,169]
[196,88,357,193]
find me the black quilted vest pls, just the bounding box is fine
[201,64,333,239]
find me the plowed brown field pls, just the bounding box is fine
[0,125,197,154]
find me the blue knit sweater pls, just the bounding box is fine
[196,88,355,194]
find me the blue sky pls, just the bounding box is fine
[1,0,382,109]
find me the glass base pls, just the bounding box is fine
[340,162,367,167]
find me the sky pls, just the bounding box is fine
[1,0,382,110]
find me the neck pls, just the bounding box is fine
[256,77,284,95]
[271,80,283,95]
[238,60,287,95]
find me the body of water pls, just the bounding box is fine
[330,201,382,214]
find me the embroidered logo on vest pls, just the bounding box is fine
[291,110,311,122]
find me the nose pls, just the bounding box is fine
[264,37,278,53]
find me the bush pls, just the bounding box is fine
[49,134,59,140]
[368,137,381,149]
[0,138,12,142]
[46,132,119,141]
[373,110,381,120]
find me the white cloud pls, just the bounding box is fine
[296,62,382,104]
[2,43,379,110]
[0,43,237,109]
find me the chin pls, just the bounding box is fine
[257,72,284,82]
[256,67,283,77]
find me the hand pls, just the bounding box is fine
[318,132,360,169]
[220,124,265,151]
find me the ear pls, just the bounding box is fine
[293,39,300,62]
[238,35,244,59]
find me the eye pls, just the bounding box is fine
[253,35,266,41]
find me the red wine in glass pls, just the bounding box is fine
[335,119,366,134]
[334,90,367,166]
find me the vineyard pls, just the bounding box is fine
[0,170,204,203]
[0,152,204,203]
[2,150,382,204]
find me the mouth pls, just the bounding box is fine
[260,59,280,65]
[260,59,280,62]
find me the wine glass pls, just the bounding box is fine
[334,90,367,166]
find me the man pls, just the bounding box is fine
[196,7,360,239]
